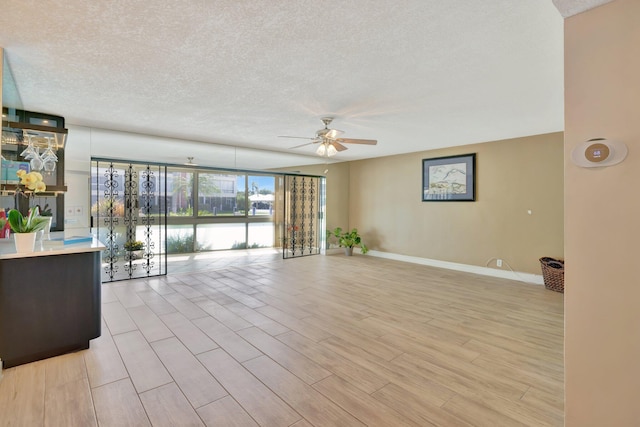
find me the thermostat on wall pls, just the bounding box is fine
[571,138,628,168]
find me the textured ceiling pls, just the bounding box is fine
[0,1,568,169]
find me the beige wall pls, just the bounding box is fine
[564,0,640,425]
[348,133,564,274]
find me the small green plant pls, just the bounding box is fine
[329,227,369,254]
[35,203,52,217]
[231,241,266,249]
[124,240,144,251]
[8,207,49,233]
[166,233,211,253]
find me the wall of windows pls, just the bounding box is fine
[92,159,324,273]
[163,169,276,252]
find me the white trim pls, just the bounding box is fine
[362,250,544,285]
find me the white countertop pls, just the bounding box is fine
[0,232,105,260]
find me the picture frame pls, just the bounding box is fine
[422,153,476,201]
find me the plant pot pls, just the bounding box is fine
[36,217,53,241]
[14,232,36,253]
[344,247,353,256]
[128,250,144,260]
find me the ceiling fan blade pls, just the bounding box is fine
[336,138,377,145]
[279,135,316,140]
[331,141,348,151]
[325,129,344,139]
[289,142,315,149]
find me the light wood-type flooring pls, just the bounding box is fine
[0,253,564,426]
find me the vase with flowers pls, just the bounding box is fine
[10,170,48,252]
[124,240,145,260]
[14,170,47,216]
[8,206,49,253]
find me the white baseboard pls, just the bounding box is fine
[325,247,345,255]
[360,250,544,285]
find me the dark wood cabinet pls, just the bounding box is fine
[0,250,102,368]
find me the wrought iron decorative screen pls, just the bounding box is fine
[92,160,167,282]
[282,175,324,259]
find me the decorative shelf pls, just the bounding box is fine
[0,184,68,195]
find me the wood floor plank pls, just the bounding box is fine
[379,330,480,363]
[190,284,240,305]
[197,349,301,427]
[215,284,266,308]
[197,395,259,427]
[139,382,204,427]
[391,351,529,400]
[0,361,46,426]
[145,277,177,295]
[371,382,471,427]
[101,300,138,336]
[84,320,129,388]
[192,316,261,362]
[317,335,457,406]
[243,355,365,426]
[463,339,564,381]
[163,292,210,320]
[136,289,178,316]
[92,378,151,427]
[277,330,390,394]
[237,327,332,385]
[44,352,87,389]
[453,388,564,426]
[312,374,420,427]
[44,377,97,427]
[195,299,253,331]
[159,311,219,355]
[101,284,118,304]
[225,301,291,336]
[111,283,146,308]
[521,386,565,418]
[112,330,173,393]
[442,393,529,427]
[256,305,333,342]
[127,304,174,343]
[151,337,227,409]
[168,282,206,300]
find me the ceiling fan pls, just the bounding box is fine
[279,117,377,157]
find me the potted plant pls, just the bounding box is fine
[8,206,49,253]
[123,240,145,259]
[34,203,53,237]
[35,203,52,217]
[329,227,368,256]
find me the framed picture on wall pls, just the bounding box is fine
[422,153,476,201]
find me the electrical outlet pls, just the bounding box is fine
[497,259,503,268]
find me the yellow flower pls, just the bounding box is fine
[16,171,46,193]
[34,181,47,192]
[21,174,36,187]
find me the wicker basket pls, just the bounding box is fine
[539,257,564,293]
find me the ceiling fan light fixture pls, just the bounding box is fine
[316,144,326,156]
[326,143,338,157]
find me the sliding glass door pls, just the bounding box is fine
[92,159,325,279]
